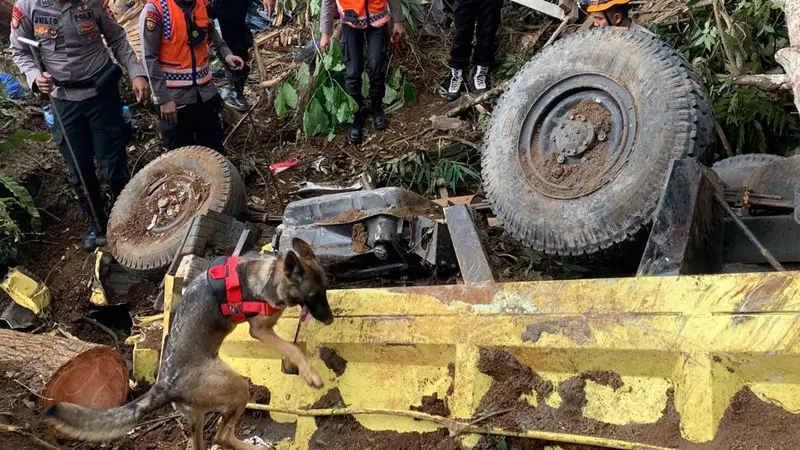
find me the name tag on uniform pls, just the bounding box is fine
[33,15,58,25]
[34,25,57,36]
[73,10,95,22]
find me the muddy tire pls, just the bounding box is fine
[743,154,800,200]
[107,146,246,278]
[712,154,784,190]
[482,28,715,256]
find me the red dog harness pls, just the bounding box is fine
[207,256,282,324]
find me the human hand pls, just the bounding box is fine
[319,33,330,49]
[225,54,245,70]
[35,72,53,95]
[160,100,178,125]
[132,76,150,103]
[391,21,405,44]
[262,0,275,14]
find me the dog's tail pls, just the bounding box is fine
[44,382,171,441]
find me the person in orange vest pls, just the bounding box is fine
[139,0,244,153]
[320,0,404,144]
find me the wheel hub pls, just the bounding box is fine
[516,74,636,199]
[143,172,206,234]
[551,118,597,160]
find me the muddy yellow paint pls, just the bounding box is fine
[156,271,800,448]
[1,267,50,314]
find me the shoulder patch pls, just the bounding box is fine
[101,0,117,21]
[11,5,24,29]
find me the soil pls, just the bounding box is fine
[475,348,684,448]
[108,168,209,251]
[307,388,460,450]
[317,209,368,225]
[409,393,449,417]
[236,378,296,444]
[350,223,368,253]
[319,347,348,377]
[567,100,612,134]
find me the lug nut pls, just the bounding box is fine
[577,115,585,121]
[557,155,566,164]
[550,133,557,141]
[598,132,607,141]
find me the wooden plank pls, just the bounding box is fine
[510,0,565,19]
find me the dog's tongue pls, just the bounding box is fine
[300,306,311,323]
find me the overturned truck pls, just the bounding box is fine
[110,24,800,450]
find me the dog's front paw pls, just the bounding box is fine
[301,367,324,389]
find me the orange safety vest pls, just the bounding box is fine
[336,0,390,29]
[150,0,213,88]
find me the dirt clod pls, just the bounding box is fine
[567,100,612,134]
[319,347,348,377]
[318,209,367,224]
[410,393,449,417]
[351,223,368,253]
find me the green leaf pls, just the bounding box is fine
[336,91,358,124]
[0,130,49,151]
[275,82,298,117]
[303,97,331,136]
[383,85,398,105]
[390,68,402,90]
[402,82,418,105]
[0,169,40,230]
[361,72,370,100]
[297,63,311,89]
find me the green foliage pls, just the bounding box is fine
[654,0,799,155]
[277,44,417,138]
[379,146,481,195]
[0,130,49,151]
[0,164,39,260]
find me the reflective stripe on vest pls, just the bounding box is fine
[335,0,390,29]
[150,0,212,88]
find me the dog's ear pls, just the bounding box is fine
[291,238,316,259]
[284,251,305,282]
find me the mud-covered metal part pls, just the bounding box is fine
[443,205,495,284]
[723,215,800,264]
[275,188,457,279]
[711,153,784,190]
[551,118,596,157]
[637,159,725,276]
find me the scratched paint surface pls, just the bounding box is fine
[211,272,800,449]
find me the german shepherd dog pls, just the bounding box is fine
[45,238,333,450]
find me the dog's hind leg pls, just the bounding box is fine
[179,359,267,450]
[174,403,204,450]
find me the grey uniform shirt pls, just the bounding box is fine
[139,0,231,106]
[9,0,147,101]
[320,0,403,35]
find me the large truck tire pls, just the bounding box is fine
[482,28,715,256]
[107,146,246,278]
[712,154,784,190]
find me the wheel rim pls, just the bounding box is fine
[142,171,207,234]
[517,74,636,200]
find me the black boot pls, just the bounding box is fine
[82,217,107,251]
[225,85,249,112]
[372,101,388,130]
[348,107,366,144]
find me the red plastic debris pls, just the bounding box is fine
[269,159,300,175]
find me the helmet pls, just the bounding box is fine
[584,0,630,13]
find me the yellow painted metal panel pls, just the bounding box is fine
[204,272,800,448]
[0,267,50,314]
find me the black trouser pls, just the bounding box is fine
[158,94,225,154]
[209,0,252,91]
[449,0,502,70]
[51,86,129,228]
[342,24,390,107]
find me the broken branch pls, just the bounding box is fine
[444,82,509,118]
[732,74,792,91]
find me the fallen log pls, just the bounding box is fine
[0,329,129,409]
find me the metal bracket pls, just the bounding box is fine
[637,158,725,276]
[443,205,495,284]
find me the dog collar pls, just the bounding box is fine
[207,256,282,324]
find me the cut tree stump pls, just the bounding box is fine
[0,329,129,409]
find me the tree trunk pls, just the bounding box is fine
[778,0,800,112]
[0,329,129,409]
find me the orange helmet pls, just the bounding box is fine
[585,0,630,13]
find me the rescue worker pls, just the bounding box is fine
[208,0,274,111]
[583,0,655,35]
[140,0,245,153]
[9,0,150,250]
[445,0,502,101]
[320,0,404,144]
